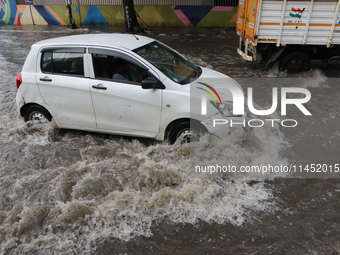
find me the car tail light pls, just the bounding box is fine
[16,73,22,89]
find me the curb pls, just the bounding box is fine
[116,32,216,37]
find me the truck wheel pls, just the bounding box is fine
[24,105,52,122]
[279,51,311,73]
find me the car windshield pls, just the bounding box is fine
[133,41,200,85]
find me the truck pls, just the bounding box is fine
[236,0,340,73]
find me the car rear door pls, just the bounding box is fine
[88,47,163,137]
[36,47,96,129]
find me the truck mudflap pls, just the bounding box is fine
[237,35,256,61]
[237,48,253,61]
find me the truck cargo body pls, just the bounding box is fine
[237,0,340,72]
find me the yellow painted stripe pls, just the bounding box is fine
[258,38,277,42]
[284,23,306,26]
[310,24,332,27]
[259,23,280,26]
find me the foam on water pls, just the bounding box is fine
[266,65,327,88]
[0,124,284,254]
[0,95,288,253]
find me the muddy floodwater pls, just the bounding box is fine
[0,26,340,255]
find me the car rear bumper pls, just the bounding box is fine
[16,89,25,116]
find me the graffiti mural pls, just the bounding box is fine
[2,1,237,27]
[0,0,17,24]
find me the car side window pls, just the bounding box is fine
[91,54,115,79]
[41,51,84,76]
[91,53,146,83]
[41,51,52,73]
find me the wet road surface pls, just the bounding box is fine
[0,25,339,255]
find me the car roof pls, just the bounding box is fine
[33,33,155,51]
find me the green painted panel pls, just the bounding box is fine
[197,8,237,27]
[49,5,69,24]
[153,6,183,27]
[71,5,89,26]
[97,6,124,26]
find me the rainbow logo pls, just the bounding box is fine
[196,82,222,106]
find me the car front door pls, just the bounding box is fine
[88,48,163,137]
[36,47,96,129]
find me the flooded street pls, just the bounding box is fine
[0,25,340,254]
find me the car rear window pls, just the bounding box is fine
[41,51,84,76]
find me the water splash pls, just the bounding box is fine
[0,29,289,254]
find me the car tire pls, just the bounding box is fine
[279,51,311,73]
[169,121,203,144]
[24,105,52,122]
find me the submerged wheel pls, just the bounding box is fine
[279,51,311,73]
[169,121,203,144]
[24,105,52,122]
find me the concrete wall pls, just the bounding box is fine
[1,0,237,27]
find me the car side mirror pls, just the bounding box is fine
[141,77,158,89]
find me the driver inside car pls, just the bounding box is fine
[112,58,146,82]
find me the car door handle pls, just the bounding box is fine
[92,85,107,90]
[40,77,52,82]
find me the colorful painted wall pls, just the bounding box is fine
[0,0,17,24]
[1,0,237,27]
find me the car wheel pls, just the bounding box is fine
[169,121,202,144]
[279,51,311,73]
[24,105,52,122]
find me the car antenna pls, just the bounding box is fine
[132,33,139,40]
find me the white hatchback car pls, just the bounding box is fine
[16,34,246,143]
